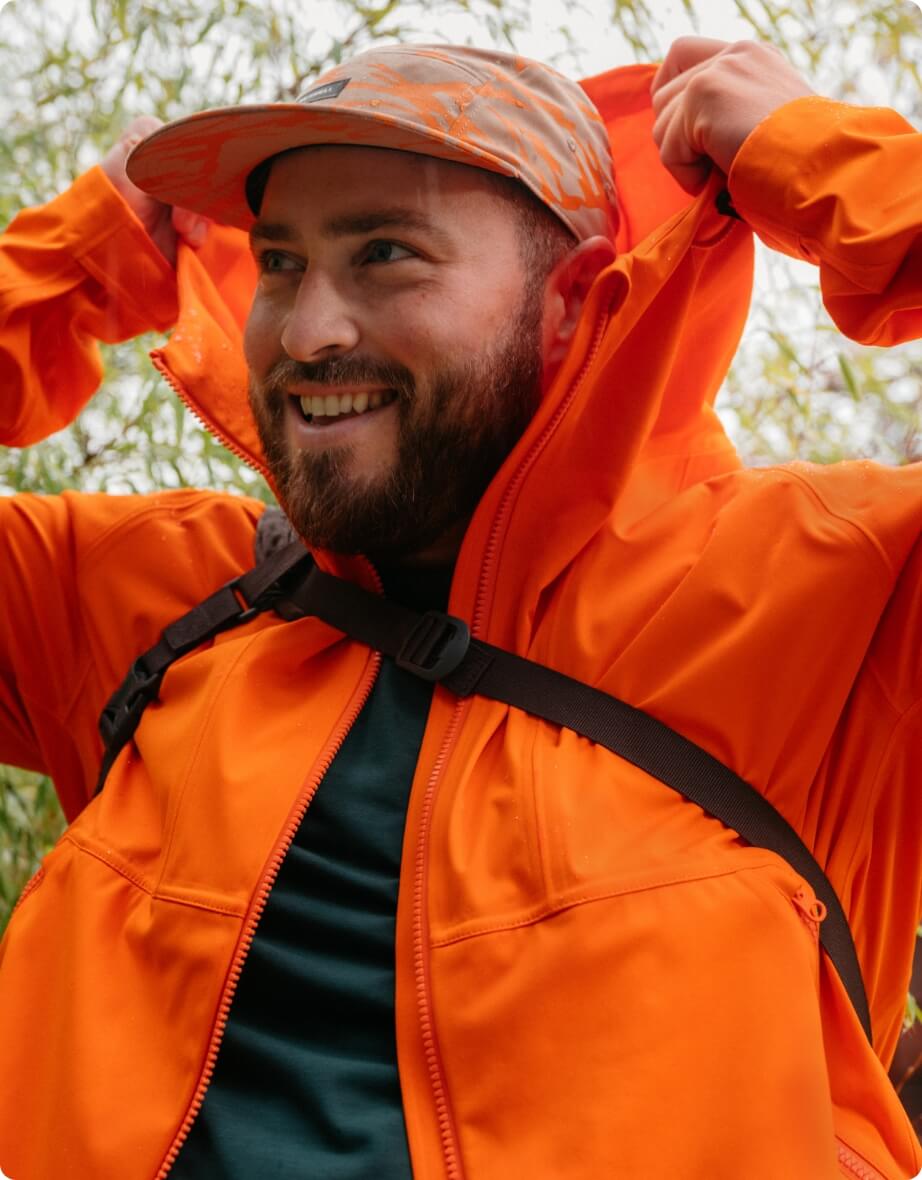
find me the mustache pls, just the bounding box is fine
[259,355,415,397]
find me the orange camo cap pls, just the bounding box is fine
[127,43,617,243]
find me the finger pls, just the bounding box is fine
[120,114,163,143]
[652,96,713,194]
[650,54,712,116]
[651,35,732,95]
[172,206,209,247]
[115,116,164,164]
[103,116,164,178]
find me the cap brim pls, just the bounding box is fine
[127,102,520,229]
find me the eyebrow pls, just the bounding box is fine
[250,207,453,250]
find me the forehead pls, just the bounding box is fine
[258,144,514,226]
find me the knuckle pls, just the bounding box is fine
[687,70,716,103]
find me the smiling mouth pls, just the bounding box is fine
[296,389,398,425]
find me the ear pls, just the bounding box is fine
[541,235,617,381]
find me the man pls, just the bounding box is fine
[0,35,920,1180]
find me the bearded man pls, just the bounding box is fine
[0,36,920,1180]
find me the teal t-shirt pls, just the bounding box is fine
[172,563,452,1178]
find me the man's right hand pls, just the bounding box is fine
[100,116,208,266]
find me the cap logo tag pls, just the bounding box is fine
[298,78,350,104]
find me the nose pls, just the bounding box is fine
[280,269,361,360]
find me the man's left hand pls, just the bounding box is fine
[651,37,815,193]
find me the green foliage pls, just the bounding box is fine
[0,767,65,937]
[0,0,537,931]
[722,262,922,466]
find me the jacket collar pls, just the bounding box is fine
[153,63,754,620]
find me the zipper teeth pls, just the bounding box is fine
[470,308,609,638]
[155,649,382,1179]
[150,350,271,481]
[413,304,611,1180]
[413,697,469,1180]
[10,865,45,915]
[836,1138,886,1180]
[153,312,611,1178]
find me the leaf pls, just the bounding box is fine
[837,352,861,400]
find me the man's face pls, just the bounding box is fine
[245,145,548,561]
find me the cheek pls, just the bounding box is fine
[243,298,279,374]
[389,296,479,361]
[440,273,527,353]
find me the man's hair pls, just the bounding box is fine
[480,171,578,290]
[246,150,577,289]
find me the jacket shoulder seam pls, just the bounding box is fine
[773,466,896,575]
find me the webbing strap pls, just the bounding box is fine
[94,542,312,793]
[96,542,872,1041]
[280,560,872,1040]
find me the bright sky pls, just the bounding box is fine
[0,0,753,66]
[5,0,920,107]
[404,0,753,72]
[300,0,921,109]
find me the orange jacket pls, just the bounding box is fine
[1,66,921,1179]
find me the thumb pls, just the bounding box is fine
[114,115,164,164]
[101,115,164,189]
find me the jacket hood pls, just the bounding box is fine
[155,62,753,630]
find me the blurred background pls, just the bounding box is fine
[0,0,920,1133]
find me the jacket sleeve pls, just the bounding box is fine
[0,165,183,446]
[727,96,922,347]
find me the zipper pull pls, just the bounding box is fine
[792,885,828,935]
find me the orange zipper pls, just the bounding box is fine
[836,1137,889,1180]
[148,350,396,1175]
[411,305,610,1178]
[154,647,382,1177]
[411,699,471,1180]
[150,350,271,482]
[153,307,612,1178]
[10,865,45,915]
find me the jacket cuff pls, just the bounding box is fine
[62,166,179,333]
[727,95,916,277]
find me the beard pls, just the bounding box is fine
[248,289,544,560]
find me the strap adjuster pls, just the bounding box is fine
[98,654,165,748]
[395,610,470,682]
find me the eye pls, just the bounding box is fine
[363,240,414,264]
[258,249,301,274]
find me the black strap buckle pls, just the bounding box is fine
[98,654,165,748]
[716,187,742,221]
[395,610,470,682]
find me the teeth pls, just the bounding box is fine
[298,390,394,420]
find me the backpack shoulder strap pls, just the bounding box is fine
[94,537,312,793]
[95,535,872,1042]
